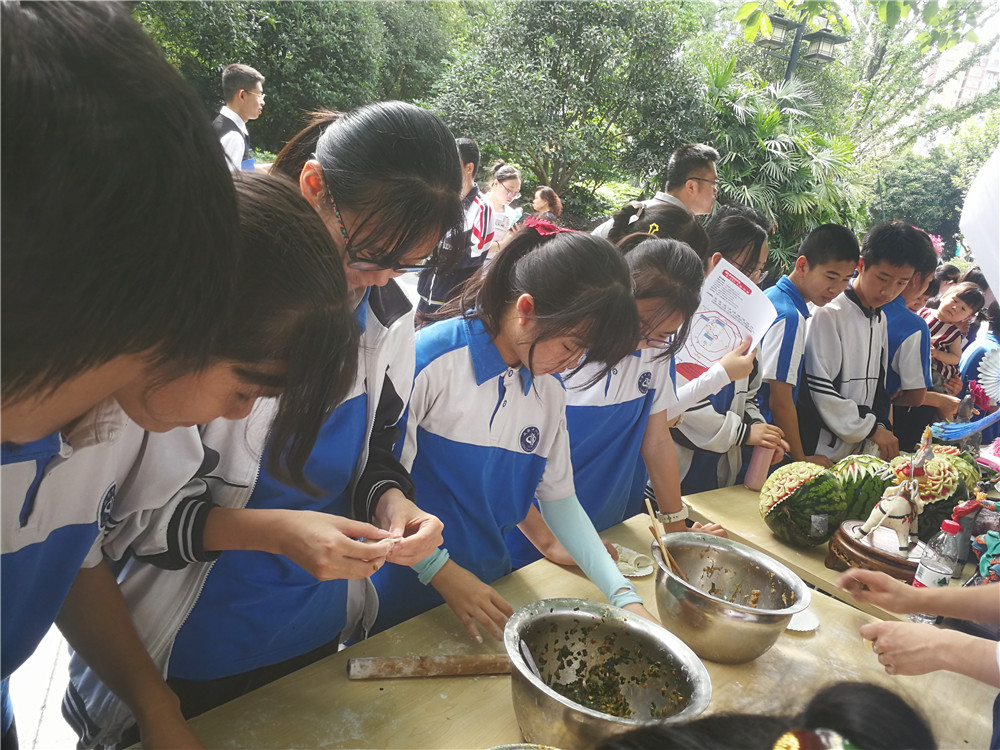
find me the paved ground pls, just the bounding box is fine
[11,625,77,749]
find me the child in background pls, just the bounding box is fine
[670,214,787,494]
[799,221,925,462]
[758,224,860,468]
[506,237,726,571]
[372,222,658,640]
[920,282,986,390]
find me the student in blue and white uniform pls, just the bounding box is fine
[6,174,360,750]
[372,221,659,640]
[506,237,727,570]
[757,224,860,467]
[671,214,787,494]
[64,102,466,748]
[3,5,242,746]
[959,301,1000,445]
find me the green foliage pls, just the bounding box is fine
[133,1,464,152]
[431,0,709,197]
[705,57,867,271]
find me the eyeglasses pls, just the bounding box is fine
[687,177,718,188]
[641,332,675,349]
[327,190,429,273]
[244,89,265,101]
[739,261,768,282]
[496,181,520,200]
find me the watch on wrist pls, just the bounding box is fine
[656,506,689,525]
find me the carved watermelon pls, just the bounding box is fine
[830,455,896,521]
[889,455,969,542]
[939,454,982,496]
[759,462,847,547]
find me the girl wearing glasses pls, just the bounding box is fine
[64,102,466,740]
[507,236,726,571]
[371,221,658,641]
[670,214,788,495]
[485,160,523,260]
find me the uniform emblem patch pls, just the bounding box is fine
[97,483,116,530]
[520,426,540,453]
[638,371,652,394]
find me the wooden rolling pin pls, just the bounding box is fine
[347,654,511,680]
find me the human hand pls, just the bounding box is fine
[935,393,962,421]
[805,454,833,468]
[135,699,206,749]
[720,336,756,382]
[859,620,950,677]
[273,511,395,580]
[835,568,919,614]
[747,422,785,451]
[869,425,899,460]
[690,521,727,538]
[374,489,444,566]
[944,376,963,396]
[430,560,515,643]
[622,601,660,625]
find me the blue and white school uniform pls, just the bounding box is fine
[66,283,418,747]
[883,295,932,396]
[1,401,205,743]
[506,349,677,568]
[757,275,810,423]
[372,316,638,632]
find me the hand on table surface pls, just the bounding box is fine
[804,454,834,469]
[835,568,918,614]
[375,489,445,566]
[430,560,515,643]
[690,521,728,538]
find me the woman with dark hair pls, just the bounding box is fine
[533,185,563,222]
[9,173,360,750]
[63,102,466,745]
[485,160,523,258]
[669,214,788,493]
[506,237,726,570]
[596,681,935,750]
[606,202,711,263]
[935,263,961,294]
[371,221,658,639]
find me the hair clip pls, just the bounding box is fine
[773,729,863,750]
[648,223,659,235]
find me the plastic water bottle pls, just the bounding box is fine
[907,519,961,624]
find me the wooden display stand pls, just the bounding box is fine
[825,521,921,582]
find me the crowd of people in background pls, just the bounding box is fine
[3,5,998,750]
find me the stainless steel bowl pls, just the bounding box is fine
[504,598,712,749]
[651,532,810,664]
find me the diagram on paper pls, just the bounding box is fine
[676,309,743,381]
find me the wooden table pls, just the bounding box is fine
[185,514,994,749]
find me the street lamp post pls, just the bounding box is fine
[754,13,848,83]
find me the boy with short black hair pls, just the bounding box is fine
[798,221,927,462]
[213,63,265,171]
[758,224,860,467]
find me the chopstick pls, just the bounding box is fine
[644,498,688,582]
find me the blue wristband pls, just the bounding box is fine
[411,547,450,585]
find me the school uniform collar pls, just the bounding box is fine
[465,317,533,395]
[462,184,482,209]
[776,275,810,318]
[219,105,248,135]
[354,287,372,332]
[884,295,908,314]
[845,283,881,320]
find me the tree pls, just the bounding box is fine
[431,0,708,197]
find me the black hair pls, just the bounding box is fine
[314,101,465,270]
[608,203,710,264]
[959,265,989,292]
[712,202,772,234]
[621,239,704,359]
[923,276,941,301]
[2,1,240,404]
[443,227,639,384]
[221,63,264,102]
[861,221,933,271]
[271,108,341,180]
[987,301,1000,338]
[535,186,563,218]
[226,173,358,494]
[597,681,935,750]
[943,281,986,315]
[934,263,961,285]
[456,137,481,173]
[798,224,861,267]
[492,159,521,184]
[665,143,720,191]
[706,214,768,278]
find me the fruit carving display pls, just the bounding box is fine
[888,454,969,542]
[830,455,896,521]
[759,462,847,547]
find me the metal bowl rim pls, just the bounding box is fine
[503,598,712,726]
[651,532,812,615]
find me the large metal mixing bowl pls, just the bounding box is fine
[651,532,810,664]
[504,598,712,749]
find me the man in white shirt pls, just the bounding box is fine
[212,63,265,171]
[592,143,719,237]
